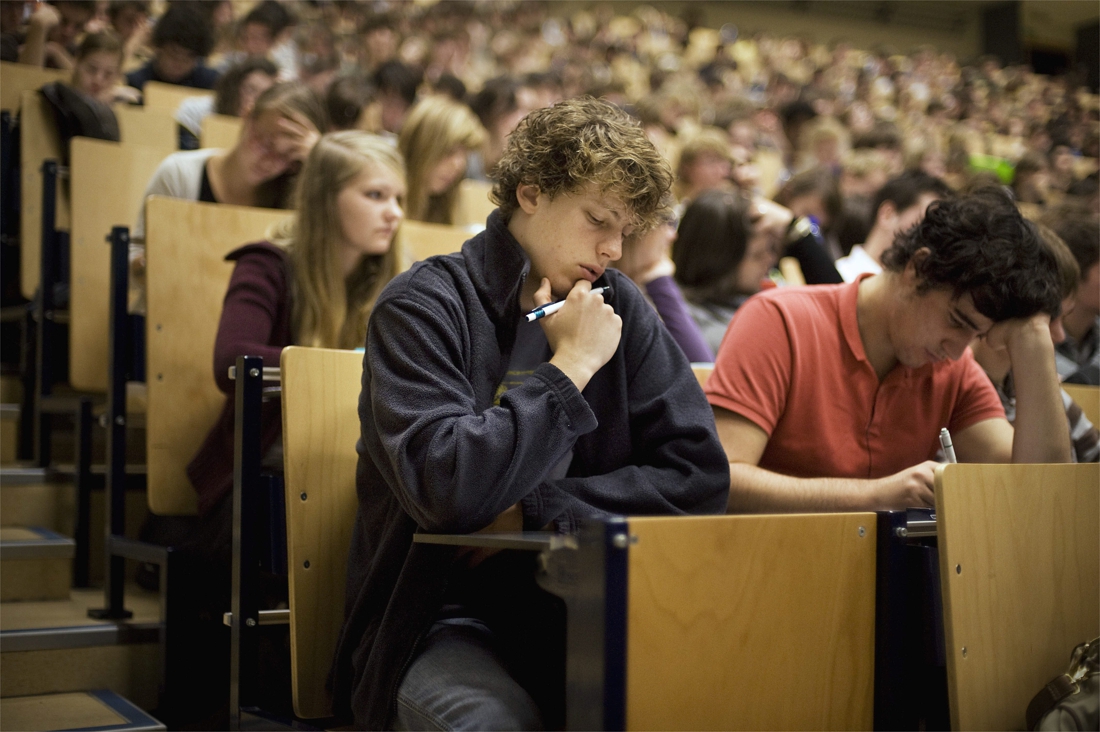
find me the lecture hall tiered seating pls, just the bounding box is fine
[1,1,1097,729]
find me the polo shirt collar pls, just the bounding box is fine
[840,274,871,365]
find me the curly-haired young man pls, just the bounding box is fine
[706,188,1071,513]
[330,97,730,729]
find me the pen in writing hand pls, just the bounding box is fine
[939,427,957,464]
[524,286,611,323]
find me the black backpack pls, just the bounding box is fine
[38,81,120,163]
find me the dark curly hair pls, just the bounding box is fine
[881,188,1062,322]
[490,96,673,233]
[153,4,214,57]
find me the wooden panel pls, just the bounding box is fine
[624,513,876,731]
[280,346,362,719]
[1072,156,1098,180]
[453,178,496,228]
[144,197,289,515]
[1016,201,1043,221]
[115,105,177,149]
[0,692,126,731]
[0,62,68,113]
[200,113,242,150]
[935,463,1099,731]
[142,81,213,114]
[1062,384,1099,428]
[690,363,712,389]
[19,90,69,299]
[779,256,805,286]
[397,220,469,265]
[69,138,174,392]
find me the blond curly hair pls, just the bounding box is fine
[490,97,673,233]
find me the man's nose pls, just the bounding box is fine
[602,231,623,262]
[945,335,972,361]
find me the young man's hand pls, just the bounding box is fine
[983,311,1052,356]
[870,460,937,509]
[28,3,62,31]
[537,278,621,392]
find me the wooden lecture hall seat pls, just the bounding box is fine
[398,220,470,264]
[200,113,242,150]
[0,61,68,113]
[114,105,177,150]
[935,462,1098,731]
[453,178,497,229]
[280,346,363,719]
[143,196,288,515]
[141,81,212,114]
[19,88,68,299]
[1062,383,1100,427]
[69,137,175,393]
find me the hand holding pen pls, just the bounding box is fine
[531,278,620,392]
[526,286,612,322]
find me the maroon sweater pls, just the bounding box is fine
[187,242,291,515]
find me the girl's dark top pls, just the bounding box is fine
[198,163,218,203]
[187,241,290,515]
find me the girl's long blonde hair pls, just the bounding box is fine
[271,131,405,349]
[398,95,486,224]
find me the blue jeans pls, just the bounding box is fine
[394,617,545,731]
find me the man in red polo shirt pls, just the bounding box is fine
[707,188,1071,512]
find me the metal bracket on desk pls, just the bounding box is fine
[537,518,629,731]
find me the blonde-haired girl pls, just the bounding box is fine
[398,94,486,224]
[188,131,405,516]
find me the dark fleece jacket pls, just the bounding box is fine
[329,210,729,727]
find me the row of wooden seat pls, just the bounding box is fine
[273,345,1099,729]
[5,59,1098,729]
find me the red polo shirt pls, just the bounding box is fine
[705,278,1005,479]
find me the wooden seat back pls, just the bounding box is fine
[69,137,175,392]
[115,106,177,150]
[19,89,67,298]
[142,82,213,114]
[935,463,1099,730]
[280,346,362,719]
[623,513,876,729]
[690,363,712,390]
[0,62,68,113]
[397,220,469,265]
[452,178,496,228]
[779,256,805,286]
[144,196,289,514]
[200,113,241,150]
[1062,384,1100,427]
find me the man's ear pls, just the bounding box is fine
[515,183,541,215]
[903,246,931,283]
[876,199,898,229]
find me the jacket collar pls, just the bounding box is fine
[462,209,531,324]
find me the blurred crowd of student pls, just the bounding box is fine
[6,0,1098,412]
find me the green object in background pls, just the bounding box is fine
[969,154,1015,184]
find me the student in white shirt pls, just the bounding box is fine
[836,171,951,282]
